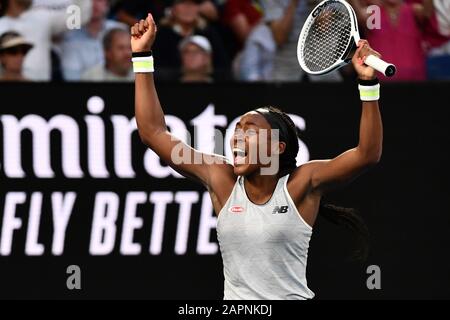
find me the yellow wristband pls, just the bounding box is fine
[358,84,380,101]
[132,56,154,73]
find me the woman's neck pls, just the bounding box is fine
[244,173,279,205]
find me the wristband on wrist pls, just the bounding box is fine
[358,78,380,101]
[132,51,154,73]
[132,51,152,58]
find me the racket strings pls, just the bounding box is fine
[301,2,352,72]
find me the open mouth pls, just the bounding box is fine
[233,147,247,165]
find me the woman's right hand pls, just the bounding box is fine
[131,13,157,53]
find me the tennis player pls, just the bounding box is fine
[131,14,383,300]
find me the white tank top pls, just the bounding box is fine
[216,174,315,300]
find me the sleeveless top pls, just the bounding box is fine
[216,174,315,300]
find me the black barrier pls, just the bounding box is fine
[0,82,449,299]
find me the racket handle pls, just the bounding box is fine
[364,55,396,77]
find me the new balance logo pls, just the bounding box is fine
[272,206,289,214]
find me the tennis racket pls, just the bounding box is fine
[297,0,396,77]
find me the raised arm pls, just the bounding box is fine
[131,14,234,188]
[300,40,383,193]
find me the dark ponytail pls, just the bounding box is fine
[255,106,370,261]
[319,202,370,261]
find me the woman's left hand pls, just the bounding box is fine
[352,39,381,80]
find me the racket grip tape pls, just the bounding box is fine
[364,55,396,77]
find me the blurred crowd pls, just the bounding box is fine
[0,0,449,83]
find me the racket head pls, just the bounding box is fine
[297,0,359,75]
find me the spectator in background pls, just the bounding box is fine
[0,0,92,81]
[152,0,229,81]
[435,0,450,37]
[30,0,73,81]
[263,0,306,81]
[237,22,275,81]
[430,0,450,52]
[114,0,167,27]
[113,0,219,28]
[197,0,220,22]
[179,35,213,82]
[32,0,71,9]
[400,0,449,52]
[0,30,32,81]
[60,0,126,81]
[222,0,262,45]
[81,28,133,81]
[422,0,450,79]
[350,0,433,81]
[263,0,342,81]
